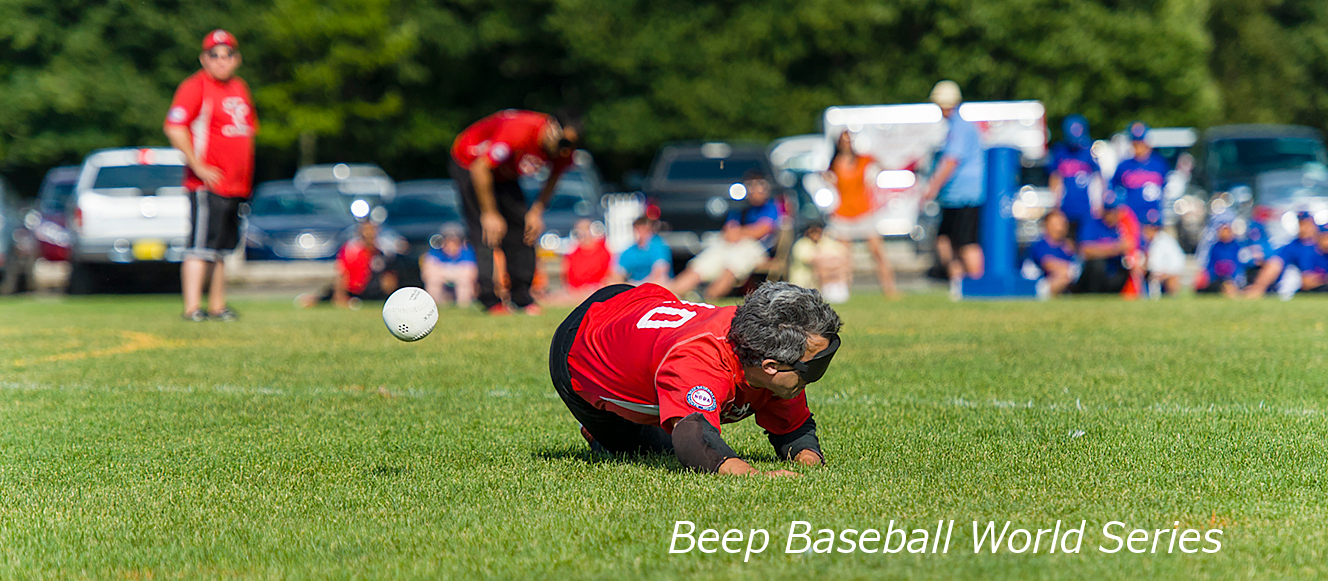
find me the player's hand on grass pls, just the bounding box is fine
[718,457,803,477]
[524,207,545,246]
[793,449,823,467]
[481,211,507,248]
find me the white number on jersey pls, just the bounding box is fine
[636,306,698,329]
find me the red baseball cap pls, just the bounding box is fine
[202,29,237,51]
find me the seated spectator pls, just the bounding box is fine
[671,171,780,300]
[298,220,400,308]
[1194,217,1243,297]
[1143,223,1185,297]
[1075,198,1142,294]
[613,216,672,285]
[562,218,612,303]
[1244,212,1322,299]
[421,223,478,308]
[789,223,852,303]
[1025,210,1078,298]
[1242,221,1275,279]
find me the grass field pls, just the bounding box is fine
[1,292,1327,579]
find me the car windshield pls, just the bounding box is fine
[664,157,765,181]
[385,195,461,221]
[1210,138,1328,178]
[92,165,186,194]
[251,190,351,217]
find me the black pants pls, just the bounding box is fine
[449,157,538,309]
[549,284,674,455]
[1075,258,1128,294]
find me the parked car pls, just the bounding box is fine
[294,163,396,220]
[642,142,776,264]
[30,165,80,262]
[1,177,37,294]
[521,152,606,254]
[67,148,189,294]
[1187,125,1328,249]
[382,179,463,287]
[1250,168,1328,246]
[243,180,359,261]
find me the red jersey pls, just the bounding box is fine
[450,110,574,183]
[566,284,811,435]
[564,238,612,290]
[164,71,258,197]
[337,240,375,295]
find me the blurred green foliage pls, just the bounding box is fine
[0,0,1316,190]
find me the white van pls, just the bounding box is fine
[67,148,190,292]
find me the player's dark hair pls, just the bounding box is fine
[728,282,842,367]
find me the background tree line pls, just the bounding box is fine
[0,0,1323,193]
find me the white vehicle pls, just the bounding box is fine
[67,147,190,293]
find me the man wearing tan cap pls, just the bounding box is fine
[921,80,985,299]
[164,30,257,322]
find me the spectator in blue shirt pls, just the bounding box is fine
[672,171,782,300]
[1245,212,1322,299]
[421,223,479,307]
[614,216,672,285]
[1109,122,1171,227]
[1048,114,1102,238]
[1025,210,1078,297]
[921,80,986,299]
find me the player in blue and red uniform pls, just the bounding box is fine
[1245,212,1323,298]
[1194,215,1243,296]
[1026,210,1078,297]
[1048,115,1102,238]
[449,109,581,315]
[1109,122,1171,228]
[1076,197,1142,294]
[549,282,841,476]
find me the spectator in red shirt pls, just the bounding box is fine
[561,219,612,302]
[298,221,400,309]
[164,29,258,322]
[549,282,842,476]
[449,109,582,316]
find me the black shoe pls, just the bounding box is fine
[182,310,208,323]
[209,307,239,322]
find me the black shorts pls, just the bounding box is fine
[188,189,244,262]
[938,206,981,249]
[550,283,674,455]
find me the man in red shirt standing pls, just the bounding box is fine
[164,30,258,322]
[450,110,581,315]
[549,282,842,476]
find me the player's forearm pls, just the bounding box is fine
[924,158,958,199]
[743,223,775,240]
[164,126,202,169]
[767,414,824,465]
[468,159,499,215]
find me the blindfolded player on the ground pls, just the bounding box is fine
[549,282,842,476]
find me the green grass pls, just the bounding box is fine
[1,293,1327,579]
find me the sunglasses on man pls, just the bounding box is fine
[781,333,840,384]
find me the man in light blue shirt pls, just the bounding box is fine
[921,80,986,297]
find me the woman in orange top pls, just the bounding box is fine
[823,130,898,297]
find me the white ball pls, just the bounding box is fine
[382,287,438,342]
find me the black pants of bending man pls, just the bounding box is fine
[448,158,538,310]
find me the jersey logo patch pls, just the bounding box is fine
[488,142,511,163]
[686,386,717,412]
[167,106,187,123]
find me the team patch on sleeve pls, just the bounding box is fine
[488,142,511,163]
[167,106,188,124]
[686,386,717,412]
